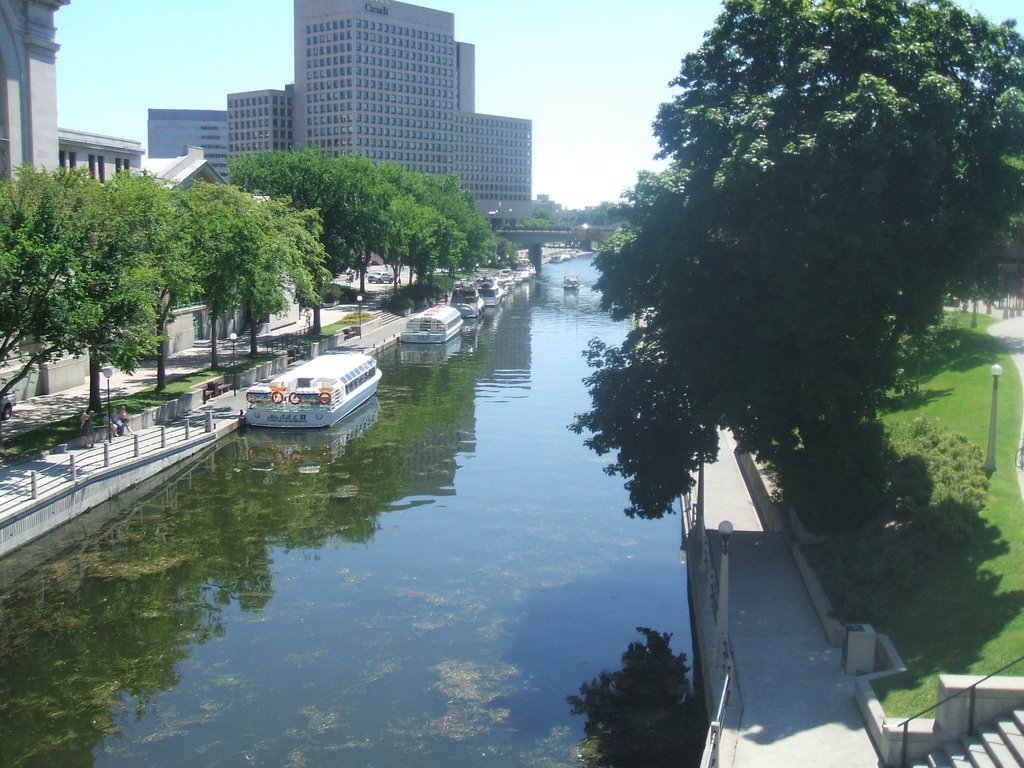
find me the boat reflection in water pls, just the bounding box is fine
[243,396,380,477]
[398,332,462,364]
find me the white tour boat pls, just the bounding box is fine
[244,352,381,429]
[400,304,464,344]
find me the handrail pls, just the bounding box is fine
[898,654,1024,767]
[700,672,731,768]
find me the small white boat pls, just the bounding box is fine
[563,273,581,291]
[451,282,485,318]
[244,353,381,429]
[478,279,504,307]
[514,262,535,280]
[400,304,464,344]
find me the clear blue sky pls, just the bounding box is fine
[54,0,1020,211]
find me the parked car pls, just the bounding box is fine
[1,391,15,420]
[368,272,394,284]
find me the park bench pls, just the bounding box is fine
[202,377,230,402]
[343,326,361,340]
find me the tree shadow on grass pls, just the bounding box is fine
[807,514,1024,714]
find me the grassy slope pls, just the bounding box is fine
[873,312,1024,715]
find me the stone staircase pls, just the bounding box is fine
[912,710,1024,767]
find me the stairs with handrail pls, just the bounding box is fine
[912,710,1024,767]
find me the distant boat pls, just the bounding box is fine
[400,304,464,344]
[563,273,581,291]
[244,352,381,429]
[451,282,485,318]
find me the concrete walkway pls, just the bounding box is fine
[701,431,883,767]
[0,301,406,526]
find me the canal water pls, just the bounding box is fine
[0,256,690,767]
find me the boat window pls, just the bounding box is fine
[298,378,313,388]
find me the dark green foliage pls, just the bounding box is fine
[579,0,1024,533]
[772,418,896,534]
[567,628,706,768]
[571,335,719,518]
[806,418,989,621]
[320,282,359,305]
[888,418,988,545]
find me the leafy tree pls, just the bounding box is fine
[0,168,96,409]
[567,628,706,768]
[178,183,324,366]
[239,197,327,356]
[109,174,203,392]
[230,147,355,333]
[580,0,1024,533]
[82,172,164,411]
[0,167,155,423]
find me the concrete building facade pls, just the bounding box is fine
[227,86,294,158]
[57,128,143,180]
[147,108,229,179]
[0,0,68,177]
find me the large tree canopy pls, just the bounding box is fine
[580,0,1024,532]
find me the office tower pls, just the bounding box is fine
[293,0,532,218]
[147,108,229,179]
[227,86,295,158]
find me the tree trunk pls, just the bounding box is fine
[156,323,167,392]
[211,316,219,370]
[88,357,103,417]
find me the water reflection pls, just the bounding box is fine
[0,256,691,767]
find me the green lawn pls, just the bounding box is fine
[849,311,1024,715]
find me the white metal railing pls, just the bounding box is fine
[0,417,211,517]
[700,672,732,768]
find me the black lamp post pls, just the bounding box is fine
[101,364,113,443]
[357,294,363,324]
[229,332,237,396]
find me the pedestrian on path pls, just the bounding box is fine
[117,406,134,436]
[79,409,95,448]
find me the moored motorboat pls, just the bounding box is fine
[478,279,504,307]
[451,282,485,318]
[400,304,464,344]
[244,352,381,429]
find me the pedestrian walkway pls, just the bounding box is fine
[0,302,373,445]
[0,302,406,547]
[700,430,883,767]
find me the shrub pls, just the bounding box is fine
[321,283,359,305]
[888,418,987,545]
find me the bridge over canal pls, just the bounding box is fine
[494,225,615,269]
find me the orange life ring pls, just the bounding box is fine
[288,392,301,405]
[270,391,284,404]
[318,392,332,405]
